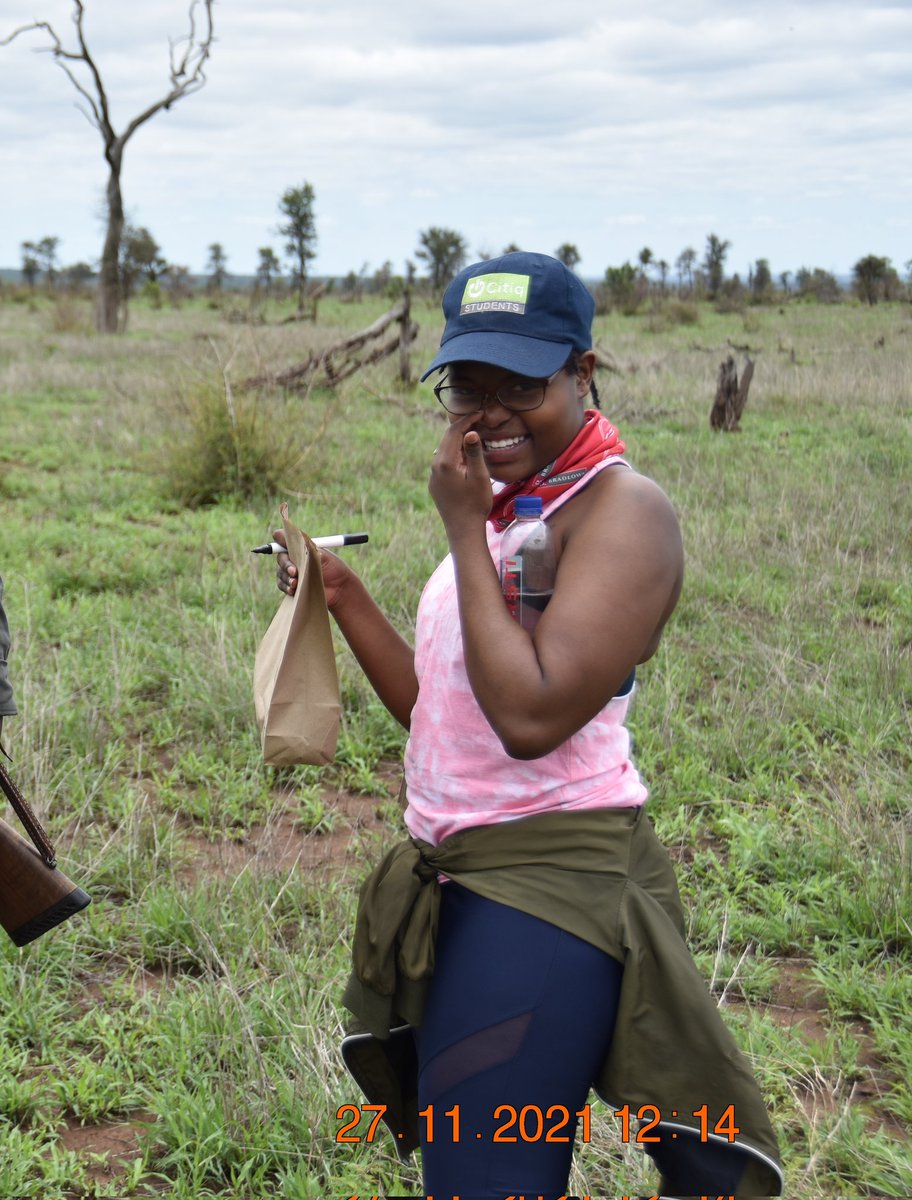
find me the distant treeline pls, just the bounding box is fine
[2,239,908,314]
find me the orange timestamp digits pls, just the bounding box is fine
[613,1102,740,1143]
[335,1102,594,1145]
[337,1101,739,1147]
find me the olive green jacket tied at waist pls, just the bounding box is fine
[341,804,783,1196]
[0,575,16,721]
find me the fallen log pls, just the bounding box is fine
[323,321,419,385]
[243,297,417,391]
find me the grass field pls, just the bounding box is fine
[0,286,910,1199]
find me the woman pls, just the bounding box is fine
[277,252,781,1199]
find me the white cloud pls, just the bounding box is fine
[1,0,910,276]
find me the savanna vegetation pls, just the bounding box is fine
[0,285,909,1199]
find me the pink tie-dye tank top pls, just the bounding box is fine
[404,458,647,846]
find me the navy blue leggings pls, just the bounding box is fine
[415,883,623,1200]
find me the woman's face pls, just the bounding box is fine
[443,355,593,483]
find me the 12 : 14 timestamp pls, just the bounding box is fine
[613,1102,740,1143]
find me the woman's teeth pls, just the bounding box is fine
[483,435,526,450]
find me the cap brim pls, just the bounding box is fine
[419,332,573,382]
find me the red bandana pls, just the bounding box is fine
[488,409,626,530]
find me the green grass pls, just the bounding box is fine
[1,288,910,1197]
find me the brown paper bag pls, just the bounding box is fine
[253,503,341,765]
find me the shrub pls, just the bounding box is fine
[50,295,92,333]
[161,379,299,506]
[603,263,648,315]
[715,276,747,314]
[141,278,164,309]
[666,298,700,326]
[645,298,701,333]
[795,267,843,304]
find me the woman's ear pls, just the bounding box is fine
[575,350,597,397]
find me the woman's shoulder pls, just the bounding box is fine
[553,461,681,544]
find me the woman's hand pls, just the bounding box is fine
[272,531,353,611]
[428,416,493,542]
[273,531,419,728]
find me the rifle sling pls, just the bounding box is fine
[0,761,57,868]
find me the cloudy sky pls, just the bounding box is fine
[2,0,910,282]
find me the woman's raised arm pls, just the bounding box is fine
[431,432,683,758]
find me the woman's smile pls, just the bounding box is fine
[479,430,531,463]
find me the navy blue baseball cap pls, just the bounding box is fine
[420,251,595,382]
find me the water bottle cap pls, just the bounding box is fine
[513,495,543,516]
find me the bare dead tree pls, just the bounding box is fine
[2,1,214,333]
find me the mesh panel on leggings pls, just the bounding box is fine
[420,1011,532,1101]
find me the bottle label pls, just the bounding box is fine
[502,554,522,622]
[502,555,552,632]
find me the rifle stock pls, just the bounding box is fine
[0,817,91,946]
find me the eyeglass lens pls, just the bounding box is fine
[436,376,548,414]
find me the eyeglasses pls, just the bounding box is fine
[433,371,559,415]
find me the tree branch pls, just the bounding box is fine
[0,19,55,48]
[2,0,215,152]
[122,0,214,142]
[70,0,115,143]
[2,19,99,135]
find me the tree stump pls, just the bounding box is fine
[710,354,754,431]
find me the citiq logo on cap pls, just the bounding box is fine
[460,272,531,316]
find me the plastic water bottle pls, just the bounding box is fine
[499,495,556,632]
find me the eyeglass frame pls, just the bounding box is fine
[433,368,563,415]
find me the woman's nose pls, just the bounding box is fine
[475,393,511,421]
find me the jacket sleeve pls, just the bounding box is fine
[0,575,17,717]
